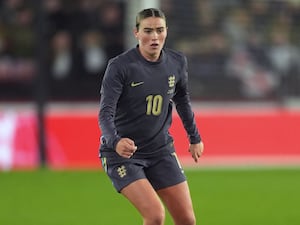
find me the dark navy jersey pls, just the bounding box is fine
[99,46,201,156]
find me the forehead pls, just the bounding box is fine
[139,17,166,28]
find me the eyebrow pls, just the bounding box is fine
[143,27,165,31]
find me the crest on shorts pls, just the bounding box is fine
[117,165,127,178]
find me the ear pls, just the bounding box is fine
[133,28,139,39]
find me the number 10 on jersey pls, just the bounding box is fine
[146,95,163,116]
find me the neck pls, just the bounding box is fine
[138,47,161,62]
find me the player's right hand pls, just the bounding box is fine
[115,138,137,158]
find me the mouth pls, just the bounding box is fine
[150,43,159,48]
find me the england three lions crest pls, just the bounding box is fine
[168,75,175,88]
[167,75,175,94]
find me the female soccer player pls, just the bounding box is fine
[99,8,204,225]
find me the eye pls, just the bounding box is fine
[157,28,164,33]
[144,29,152,34]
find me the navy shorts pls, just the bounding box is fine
[100,151,186,193]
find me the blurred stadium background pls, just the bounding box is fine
[0,0,300,224]
[1,0,299,169]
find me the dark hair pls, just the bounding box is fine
[136,8,166,30]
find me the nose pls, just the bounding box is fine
[151,31,159,39]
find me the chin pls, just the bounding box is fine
[150,48,161,54]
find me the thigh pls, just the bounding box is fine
[145,152,186,190]
[157,181,196,224]
[121,179,165,219]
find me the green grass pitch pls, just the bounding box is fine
[1,168,300,225]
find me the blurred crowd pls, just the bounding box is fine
[0,0,125,100]
[43,0,125,100]
[162,0,300,99]
[0,0,300,101]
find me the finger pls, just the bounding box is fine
[122,143,135,152]
[121,152,133,159]
[116,147,132,158]
[193,155,198,163]
[197,152,203,159]
[122,146,136,158]
[193,153,198,163]
[127,145,137,153]
[124,138,136,147]
[124,140,137,152]
[199,149,204,157]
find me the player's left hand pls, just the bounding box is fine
[189,141,204,163]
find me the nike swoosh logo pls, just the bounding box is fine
[131,81,144,87]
